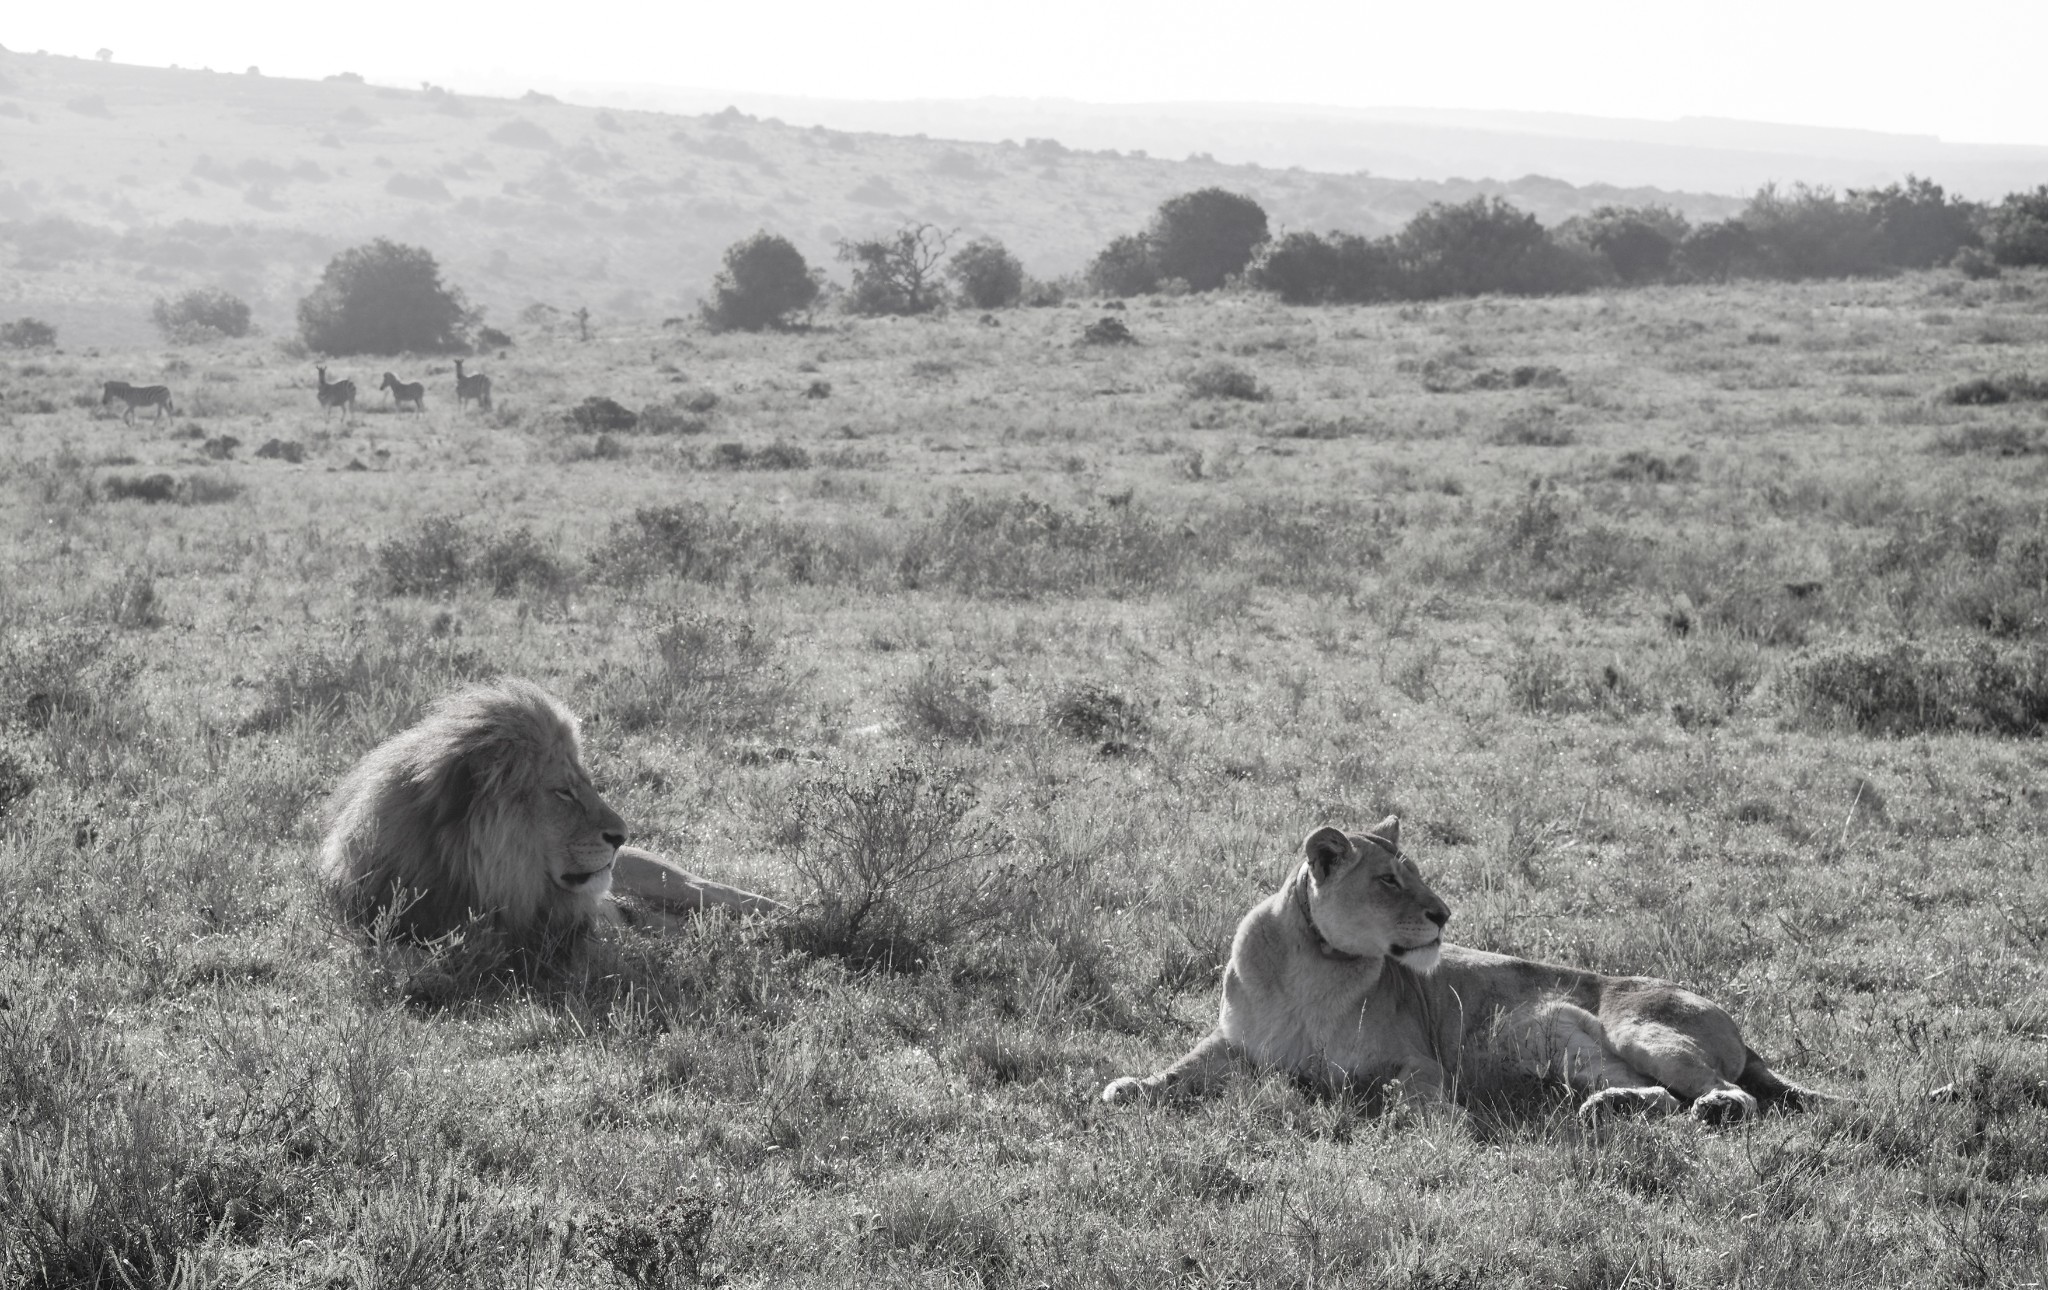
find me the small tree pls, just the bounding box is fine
[1250,231,1343,304]
[1397,197,1564,297]
[946,237,1024,309]
[1678,219,1758,282]
[837,223,953,316]
[0,317,57,349]
[1989,186,2048,267]
[701,232,822,332]
[1740,183,1884,279]
[1149,188,1269,291]
[1562,205,1690,283]
[151,287,252,341]
[296,238,474,354]
[1851,176,1982,269]
[1087,233,1160,297]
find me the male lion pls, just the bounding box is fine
[318,678,783,951]
[1103,818,1828,1122]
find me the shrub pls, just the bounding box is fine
[1080,316,1136,345]
[1777,635,2048,735]
[1677,220,1758,281]
[1397,197,1591,297]
[946,237,1024,309]
[838,223,953,316]
[1741,184,1885,279]
[1851,176,1982,269]
[782,758,1011,966]
[150,288,252,341]
[1149,188,1269,291]
[569,396,638,432]
[296,238,475,354]
[1988,186,2048,267]
[1048,681,1148,745]
[1183,361,1268,401]
[899,662,997,742]
[1953,246,2002,280]
[1251,231,1344,304]
[1087,233,1159,298]
[701,232,821,332]
[1944,375,2048,406]
[475,325,512,348]
[0,317,57,349]
[489,119,554,148]
[581,612,792,739]
[372,515,566,598]
[1561,205,1689,283]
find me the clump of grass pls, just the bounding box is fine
[898,495,1183,599]
[1183,360,1268,402]
[580,612,794,740]
[373,516,569,599]
[1047,681,1147,747]
[1489,405,1576,446]
[0,626,136,730]
[898,662,996,742]
[1933,424,2047,456]
[240,617,491,736]
[635,401,711,435]
[1776,634,2048,735]
[255,438,306,463]
[781,757,1012,967]
[710,441,811,470]
[1080,316,1135,345]
[0,740,38,816]
[102,472,177,503]
[1609,449,1699,483]
[1943,374,2048,406]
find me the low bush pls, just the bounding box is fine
[1183,361,1268,402]
[580,612,793,740]
[568,395,638,432]
[1942,374,2048,406]
[899,663,997,743]
[151,287,252,341]
[781,758,1012,967]
[372,515,568,599]
[0,317,57,349]
[1080,316,1136,346]
[1777,634,2048,735]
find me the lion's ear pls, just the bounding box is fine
[1303,826,1353,881]
[1360,814,1401,853]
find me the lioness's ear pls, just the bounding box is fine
[1303,826,1353,881]
[1360,814,1401,853]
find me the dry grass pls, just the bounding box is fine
[2,270,2047,1286]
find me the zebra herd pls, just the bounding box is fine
[100,364,496,426]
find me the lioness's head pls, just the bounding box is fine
[1300,816,1450,972]
[320,678,631,944]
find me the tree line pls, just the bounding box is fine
[11,177,2044,354]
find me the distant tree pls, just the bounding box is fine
[1087,233,1160,297]
[1850,176,1982,269]
[837,223,953,316]
[1149,188,1269,291]
[0,317,57,349]
[1677,219,1758,282]
[701,232,821,332]
[1251,232,1344,304]
[1740,184,1885,279]
[1397,197,1570,297]
[152,287,253,341]
[1989,186,2048,267]
[946,237,1024,308]
[1561,205,1690,283]
[296,238,475,354]
[95,48,111,62]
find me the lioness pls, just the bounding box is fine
[1103,818,1827,1121]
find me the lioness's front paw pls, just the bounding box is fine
[1101,1077,1147,1105]
[1580,1086,1680,1120]
[1689,1087,1759,1125]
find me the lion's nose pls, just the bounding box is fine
[1427,907,1448,928]
[603,830,626,849]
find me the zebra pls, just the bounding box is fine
[101,381,175,423]
[453,359,493,412]
[379,372,426,413]
[315,365,357,418]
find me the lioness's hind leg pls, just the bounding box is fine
[1505,1001,1676,1118]
[1604,1015,1758,1124]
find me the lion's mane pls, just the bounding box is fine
[317,677,600,945]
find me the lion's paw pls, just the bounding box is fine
[1101,1077,1148,1105]
[1580,1086,1680,1120]
[1689,1087,1759,1125]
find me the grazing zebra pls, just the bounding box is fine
[315,365,357,418]
[453,359,493,412]
[379,372,426,413]
[101,381,175,423]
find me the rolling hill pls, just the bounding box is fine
[0,49,1748,347]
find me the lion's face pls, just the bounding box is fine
[1301,817,1450,972]
[533,770,629,904]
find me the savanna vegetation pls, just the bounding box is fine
[3,256,2048,1285]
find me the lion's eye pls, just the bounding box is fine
[553,788,576,802]
[1378,874,1402,889]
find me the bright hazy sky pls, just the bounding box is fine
[10,0,2047,147]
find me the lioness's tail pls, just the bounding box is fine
[1737,1046,1840,1111]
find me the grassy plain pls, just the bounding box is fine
[3,270,2048,1287]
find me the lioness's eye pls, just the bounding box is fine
[553,788,576,802]
[1378,874,1402,888]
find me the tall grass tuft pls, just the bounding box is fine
[580,612,795,740]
